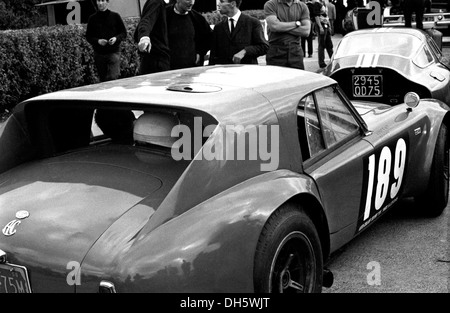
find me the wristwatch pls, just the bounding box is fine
[295,21,301,27]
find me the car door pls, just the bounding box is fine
[297,85,407,250]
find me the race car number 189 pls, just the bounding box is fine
[363,138,407,222]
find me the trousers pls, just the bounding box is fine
[94,52,121,82]
[266,40,305,70]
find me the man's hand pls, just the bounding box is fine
[98,39,108,46]
[138,37,152,53]
[232,49,246,64]
[195,54,201,65]
[108,37,117,45]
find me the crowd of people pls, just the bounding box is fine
[85,0,436,81]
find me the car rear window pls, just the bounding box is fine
[334,33,423,59]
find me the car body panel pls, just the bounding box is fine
[324,28,450,106]
[24,66,333,126]
[356,99,449,197]
[0,65,448,292]
[76,170,322,293]
[0,145,189,292]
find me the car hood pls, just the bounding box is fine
[353,100,392,119]
[0,148,171,292]
[352,100,412,134]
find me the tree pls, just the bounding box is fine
[0,0,47,30]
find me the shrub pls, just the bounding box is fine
[0,25,96,111]
[0,17,140,112]
[0,0,47,31]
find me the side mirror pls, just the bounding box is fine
[404,92,420,110]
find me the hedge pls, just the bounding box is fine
[0,10,264,115]
[0,18,140,113]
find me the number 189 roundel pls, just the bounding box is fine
[0,65,448,293]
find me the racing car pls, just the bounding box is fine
[0,65,448,293]
[323,28,450,106]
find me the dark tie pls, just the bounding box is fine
[229,18,235,34]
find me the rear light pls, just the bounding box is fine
[99,281,116,293]
[404,92,420,110]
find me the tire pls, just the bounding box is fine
[417,123,449,217]
[253,204,323,293]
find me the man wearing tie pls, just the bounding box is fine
[209,0,268,65]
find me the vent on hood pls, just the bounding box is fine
[167,84,222,93]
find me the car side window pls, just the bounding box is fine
[427,37,443,59]
[297,94,326,160]
[314,87,359,149]
[297,86,360,162]
[413,45,434,68]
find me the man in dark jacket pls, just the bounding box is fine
[134,0,171,74]
[210,0,268,65]
[166,0,212,69]
[86,0,127,82]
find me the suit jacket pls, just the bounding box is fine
[210,13,268,65]
[133,0,169,59]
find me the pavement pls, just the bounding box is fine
[303,33,344,73]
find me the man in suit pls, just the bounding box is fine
[209,0,268,65]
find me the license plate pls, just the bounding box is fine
[0,263,32,293]
[352,75,383,97]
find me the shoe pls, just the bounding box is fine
[308,54,312,58]
[319,64,327,68]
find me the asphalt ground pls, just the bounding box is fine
[323,198,449,293]
[303,33,344,73]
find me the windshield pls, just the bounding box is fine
[335,33,423,59]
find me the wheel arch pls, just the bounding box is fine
[276,194,331,263]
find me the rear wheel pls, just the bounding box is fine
[416,123,449,217]
[253,204,323,293]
